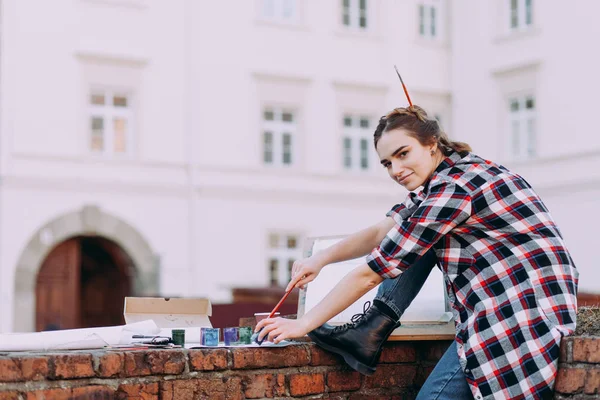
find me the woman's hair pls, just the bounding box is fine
[373,105,472,156]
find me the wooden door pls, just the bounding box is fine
[35,238,81,331]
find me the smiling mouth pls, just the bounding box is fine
[397,173,413,184]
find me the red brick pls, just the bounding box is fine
[560,337,573,362]
[160,380,198,400]
[419,341,452,361]
[0,392,19,400]
[585,368,600,395]
[0,359,21,382]
[555,367,586,393]
[364,364,416,388]
[117,382,159,400]
[573,337,600,363]
[124,350,185,377]
[71,386,114,399]
[415,364,436,387]
[232,345,309,369]
[309,344,343,366]
[327,370,362,391]
[197,377,243,400]
[26,388,73,400]
[20,357,49,381]
[189,348,227,371]
[349,395,391,400]
[380,343,417,363]
[98,353,124,378]
[244,373,285,398]
[50,354,94,379]
[289,373,325,396]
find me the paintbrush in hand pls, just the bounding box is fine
[252,288,293,345]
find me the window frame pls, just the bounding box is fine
[341,114,374,173]
[341,0,369,31]
[262,107,297,167]
[267,232,302,287]
[507,94,536,161]
[87,88,135,157]
[417,0,444,41]
[259,0,299,23]
[507,0,534,33]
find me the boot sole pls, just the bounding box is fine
[307,332,376,376]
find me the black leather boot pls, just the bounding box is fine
[307,301,400,376]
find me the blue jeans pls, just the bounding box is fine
[375,249,473,400]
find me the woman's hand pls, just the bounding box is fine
[255,317,309,344]
[286,254,328,291]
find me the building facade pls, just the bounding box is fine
[0,0,597,333]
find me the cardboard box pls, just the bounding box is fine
[124,297,213,328]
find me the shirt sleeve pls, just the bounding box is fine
[366,179,472,279]
[385,190,427,222]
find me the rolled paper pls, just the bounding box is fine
[223,327,239,346]
[171,329,185,346]
[238,327,252,344]
[200,327,220,346]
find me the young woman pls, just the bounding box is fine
[255,105,579,400]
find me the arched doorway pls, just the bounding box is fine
[14,205,159,333]
[36,236,134,331]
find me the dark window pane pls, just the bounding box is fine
[359,0,366,11]
[525,0,533,25]
[287,236,297,248]
[359,16,367,28]
[90,93,105,105]
[360,139,368,169]
[359,118,369,128]
[343,137,352,168]
[419,5,425,35]
[287,259,295,281]
[264,132,273,163]
[283,133,292,164]
[511,0,519,28]
[113,95,128,107]
[510,99,519,112]
[430,7,436,36]
[344,116,352,127]
[282,111,293,122]
[526,97,535,109]
[264,110,274,121]
[269,259,279,286]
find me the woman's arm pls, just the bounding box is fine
[257,263,384,343]
[286,217,394,291]
[319,217,395,265]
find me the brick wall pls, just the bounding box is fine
[555,337,600,399]
[0,337,597,399]
[0,340,448,399]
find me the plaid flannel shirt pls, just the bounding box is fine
[366,151,578,400]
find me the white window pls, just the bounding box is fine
[262,108,296,166]
[508,95,536,159]
[418,2,439,39]
[88,90,133,156]
[342,115,372,171]
[509,0,533,32]
[267,233,302,286]
[260,0,298,23]
[342,0,368,30]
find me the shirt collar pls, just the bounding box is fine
[434,151,463,175]
[422,151,464,193]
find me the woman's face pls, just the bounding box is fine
[376,128,440,191]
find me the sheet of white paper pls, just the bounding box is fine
[305,238,448,324]
[0,320,159,352]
